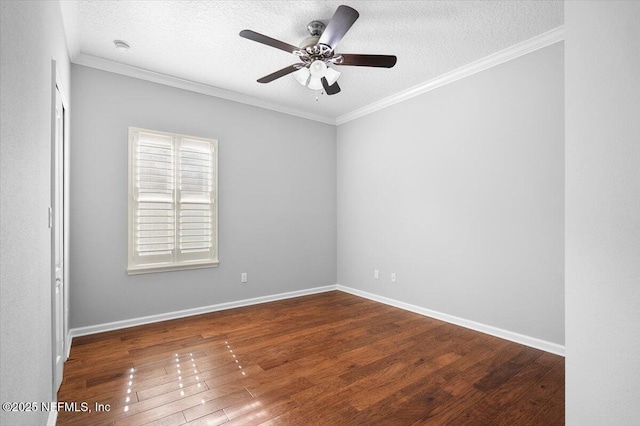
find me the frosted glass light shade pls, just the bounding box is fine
[293,61,340,92]
[292,67,310,86]
[307,76,323,90]
[324,67,341,86]
[309,60,327,77]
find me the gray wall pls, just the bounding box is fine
[0,1,70,424]
[337,43,565,345]
[70,65,336,328]
[565,1,640,424]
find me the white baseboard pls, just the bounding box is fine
[65,333,72,359]
[337,285,565,357]
[47,410,58,426]
[68,285,337,339]
[67,284,564,357]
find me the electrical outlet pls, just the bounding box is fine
[241,273,247,283]
[374,270,379,279]
[391,273,396,283]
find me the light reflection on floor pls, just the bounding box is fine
[225,340,246,376]
[122,351,207,414]
[124,367,135,412]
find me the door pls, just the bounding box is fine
[52,82,66,394]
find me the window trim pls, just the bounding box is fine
[127,127,219,275]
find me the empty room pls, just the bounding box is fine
[1,1,638,425]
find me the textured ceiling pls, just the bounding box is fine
[60,1,563,122]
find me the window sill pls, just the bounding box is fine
[127,261,219,275]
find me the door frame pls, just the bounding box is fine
[50,60,70,397]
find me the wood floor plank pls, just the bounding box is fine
[222,388,300,422]
[361,383,454,425]
[183,409,228,426]
[181,390,254,422]
[143,411,187,426]
[493,360,565,425]
[528,385,565,426]
[57,291,564,425]
[223,396,298,426]
[451,354,553,425]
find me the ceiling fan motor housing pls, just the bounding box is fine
[299,36,320,49]
[298,22,338,67]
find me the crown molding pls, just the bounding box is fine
[72,54,336,125]
[71,26,563,128]
[336,25,565,125]
[58,0,80,60]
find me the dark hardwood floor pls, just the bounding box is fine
[57,291,564,425]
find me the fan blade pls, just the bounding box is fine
[257,64,303,83]
[337,54,397,68]
[318,5,359,50]
[239,30,299,54]
[321,77,341,95]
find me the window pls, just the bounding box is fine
[128,127,218,274]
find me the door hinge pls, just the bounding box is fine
[48,207,53,229]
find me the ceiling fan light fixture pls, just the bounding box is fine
[309,60,327,78]
[324,67,341,86]
[307,76,323,91]
[292,67,310,86]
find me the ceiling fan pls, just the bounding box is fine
[239,4,397,96]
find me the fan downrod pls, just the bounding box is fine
[300,20,326,49]
[307,20,325,36]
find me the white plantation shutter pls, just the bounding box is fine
[132,131,175,266]
[177,138,215,263]
[128,128,218,274]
